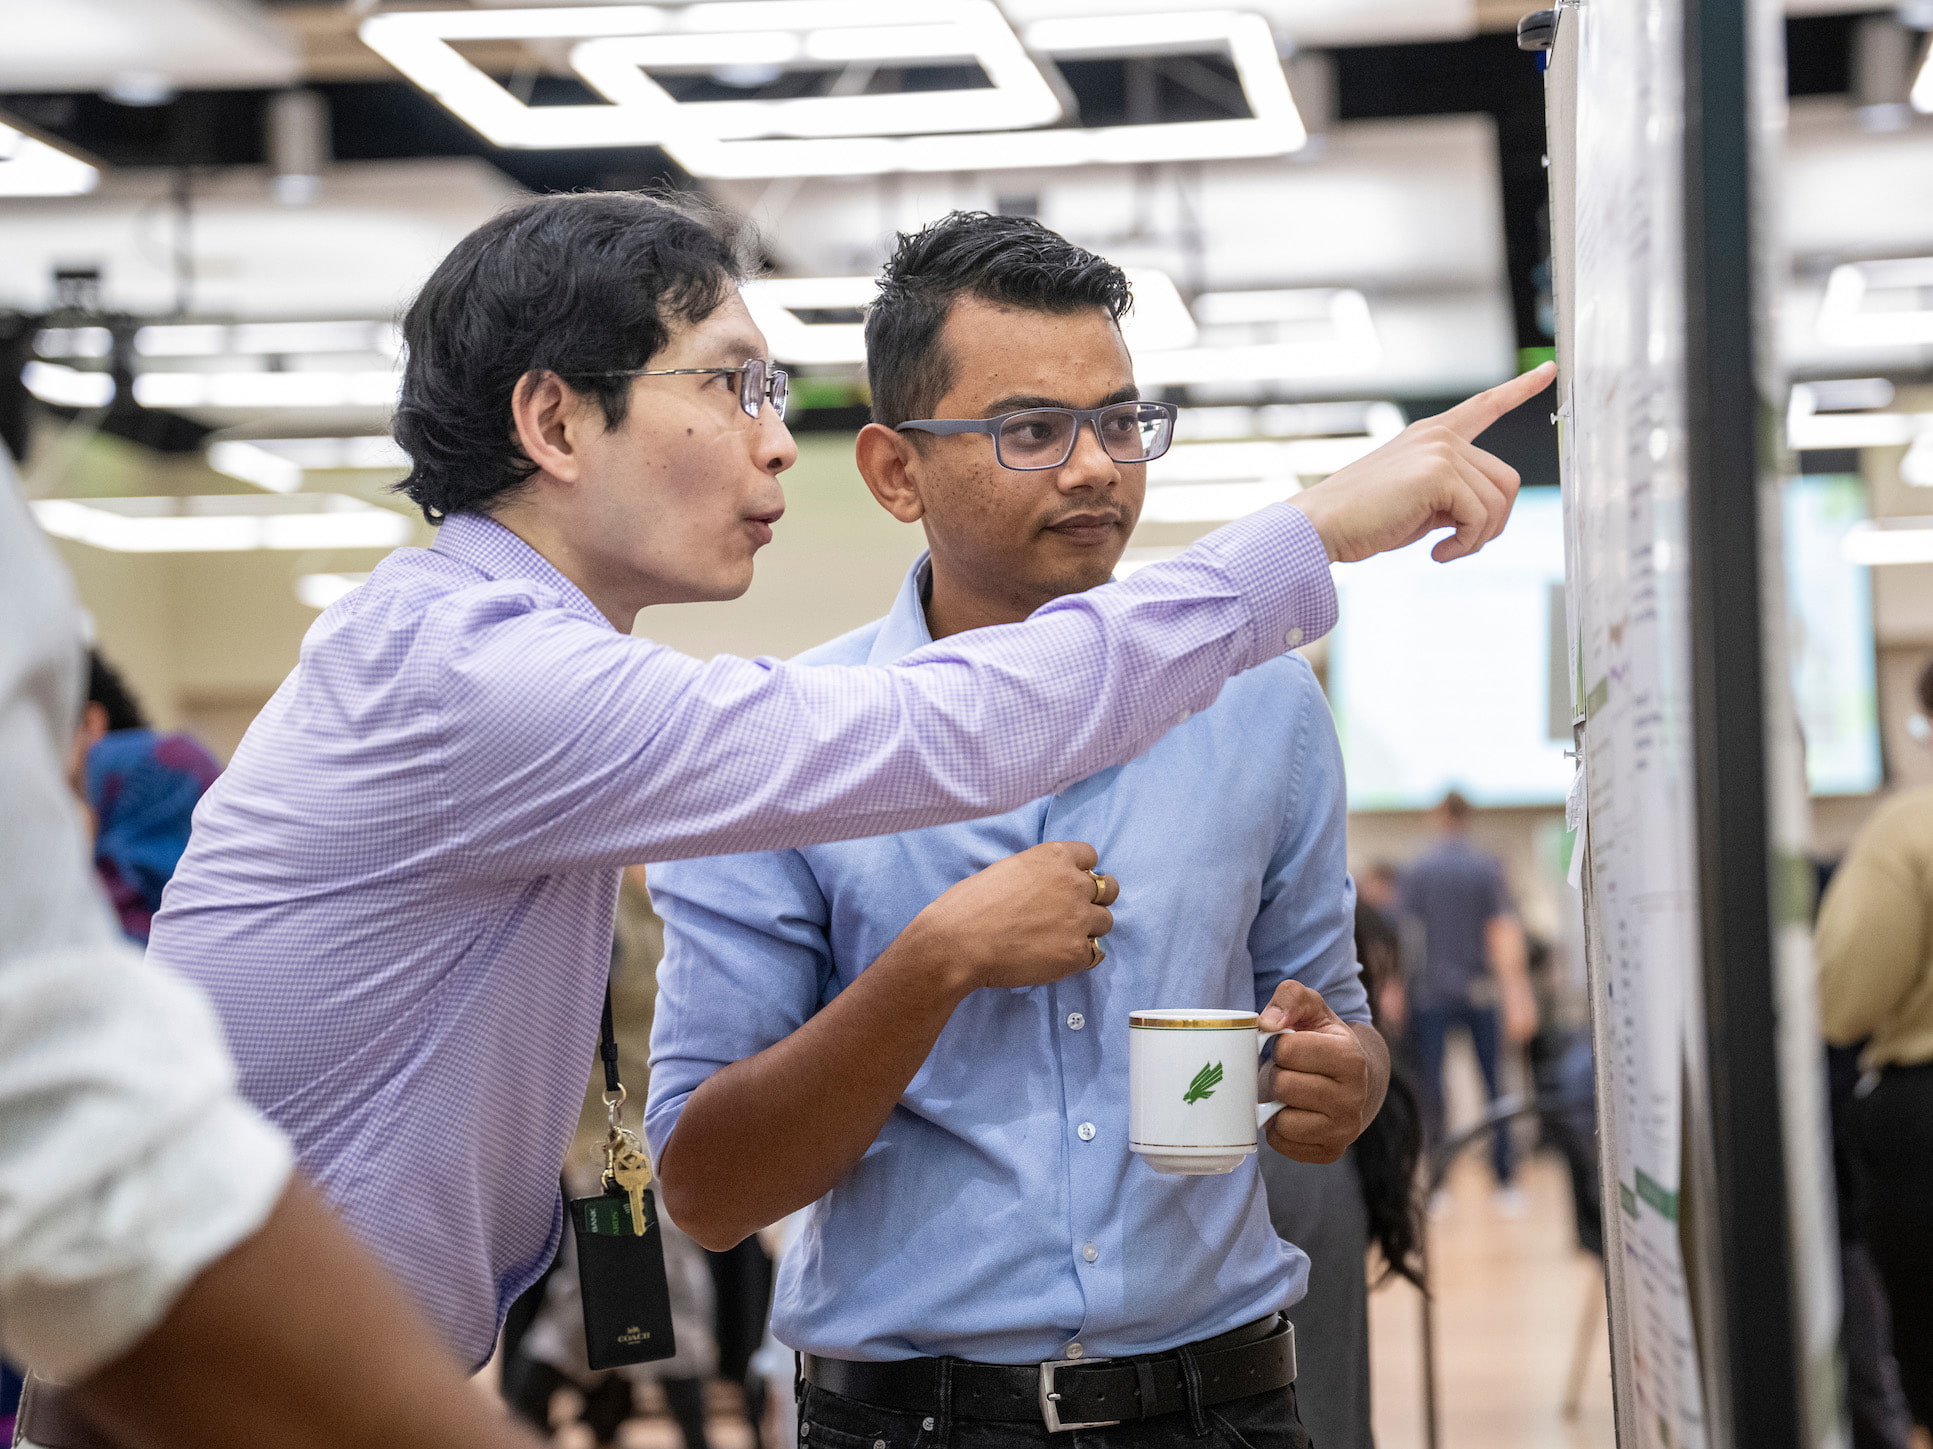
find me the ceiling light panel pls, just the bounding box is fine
[1818,258,1933,348]
[31,495,413,554]
[362,5,1305,175]
[672,12,1304,177]
[364,2,1059,149]
[0,117,99,198]
[1843,518,1933,566]
[571,6,1061,140]
[209,437,410,493]
[742,267,1196,364]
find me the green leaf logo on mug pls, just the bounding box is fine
[1182,1061,1223,1105]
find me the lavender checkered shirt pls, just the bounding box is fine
[148,504,1335,1367]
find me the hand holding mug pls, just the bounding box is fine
[1258,981,1374,1165]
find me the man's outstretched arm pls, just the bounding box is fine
[446,367,1557,876]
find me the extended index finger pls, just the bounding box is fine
[1432,360,1557,443]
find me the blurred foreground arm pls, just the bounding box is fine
[75,1180,540,1449]
[1,458,536,1449]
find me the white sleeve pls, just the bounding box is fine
[0,464,293,1383]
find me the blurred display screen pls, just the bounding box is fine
[1328,479,1879,810]
[1785,474,1881,797]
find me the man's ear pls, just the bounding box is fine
[855,423,927,524]
[510,371,593,484]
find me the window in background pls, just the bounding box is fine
[1326,478,1880,810]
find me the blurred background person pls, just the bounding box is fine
[1399,790,1538,1213]
[1816,657,1933,1442]
[68,650,220,943]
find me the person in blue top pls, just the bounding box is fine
[647,214,1403,1449]
[69,651,222,943]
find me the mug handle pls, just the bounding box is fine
[1257,1027,1294,1128]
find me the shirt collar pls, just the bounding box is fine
[430,512,612,630]
[865,553,1128,665]
[865,554,938,666]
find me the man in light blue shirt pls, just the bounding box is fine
[648,215,1397,1449]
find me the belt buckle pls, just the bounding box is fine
[1038,1358,1117,1433]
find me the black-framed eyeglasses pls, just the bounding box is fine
[896,400,1176,471]
[562,358,789,420]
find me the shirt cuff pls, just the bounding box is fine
[1191,502,1338,669]
[9,1095,293,1385]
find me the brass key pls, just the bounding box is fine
[611,1147,652,1237]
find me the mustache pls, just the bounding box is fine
[1041,505,1131,529]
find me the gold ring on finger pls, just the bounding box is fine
[1088,936,1106,967]
[1089,869,1108,905]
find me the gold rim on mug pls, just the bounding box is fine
[1128,1011,1260,1030]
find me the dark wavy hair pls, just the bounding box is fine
[864,212,1132,430]
[392,191,750,522]
[1353,898,1425,1288]
[86,649,147,732]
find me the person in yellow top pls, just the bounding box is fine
[1816,703,1933,1436]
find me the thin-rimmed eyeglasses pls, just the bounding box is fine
[897,400,1177,471]
[562,358,789,421]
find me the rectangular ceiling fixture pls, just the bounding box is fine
[1843,517,1933,566]
[32,494,414,553]
[208,436,409,493]
[1787,378,1924,450]
[1140,399,1403,523]
[742,267,1195,364]
[0,114,99,197]
[360,5,1305,175]
[362,2,1057,149]
[1818,258,1933,349]
[1137,287,1381,386]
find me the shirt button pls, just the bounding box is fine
[1082,1243,1099,1263]
[1066,1343,1085,1359]
[1285,627,1304,649]
[922,1420,935,1433]
[1066,1012,1086,1031]
[1077,1121,1097,1141]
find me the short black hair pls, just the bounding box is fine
[865,212,1131,430]
[87,649,147,732]
[393,190,751,522]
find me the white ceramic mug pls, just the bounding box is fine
[1128,1008,1288,1175]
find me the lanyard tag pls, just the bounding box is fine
[569,1188,677,1369]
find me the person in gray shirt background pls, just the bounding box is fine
[1398,791,1538,1211]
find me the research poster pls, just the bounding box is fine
[1551,0,1712,1442]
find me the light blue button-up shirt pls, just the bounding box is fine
[648,557,1368,1366]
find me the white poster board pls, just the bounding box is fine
[1548,0,1712,1440]
[1547,0,1844,1443]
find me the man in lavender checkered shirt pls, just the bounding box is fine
[147,191,1551,1368]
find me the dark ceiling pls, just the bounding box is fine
[0,11,1881,467]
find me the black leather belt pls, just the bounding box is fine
[802,1315,1295,1433]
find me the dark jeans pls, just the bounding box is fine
[1856,1062,1933,1429]
[1411,1000,1513,1186]
[799,1379,1312,1449]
